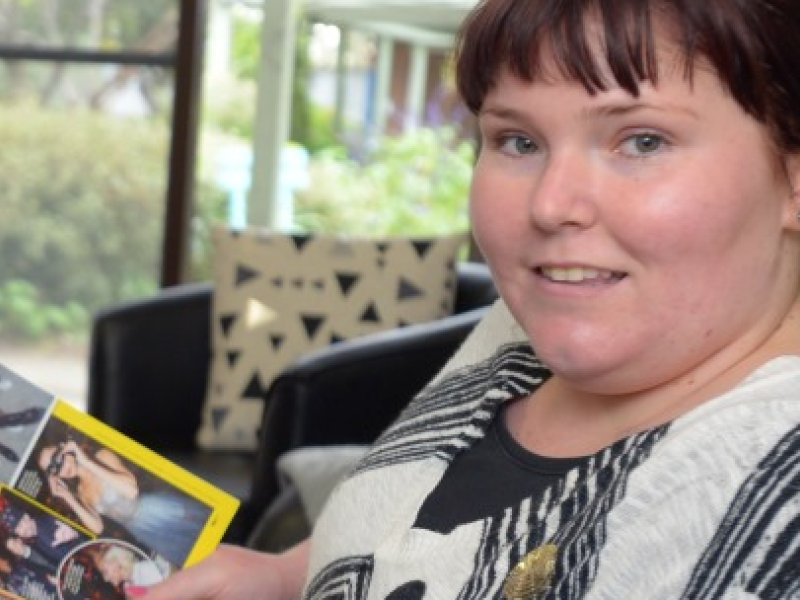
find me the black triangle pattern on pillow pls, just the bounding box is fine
[301,315,326,340]
[411,240,434,258]
[291,234,314,251]
[336,273,360,296]
[220,314,237,338]
[235,264,259,286]
[210,407,228,430]
[199,230,467,451]
[360,303,381,324]
[397,277,424,301]
[269,334,285,350]
[241,371,269,401]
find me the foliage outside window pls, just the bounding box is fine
[201,11,475,239]
[0,103,167,340]
[293,126,474,237]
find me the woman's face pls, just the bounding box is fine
[15,514,36,539]
[39,445,78,479]
[99,554,129,586]
[471,45,800,395]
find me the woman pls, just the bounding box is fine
[95,544,166,593]
[1,504,82,572]
[38,439,210,567]
[130,0,800,598]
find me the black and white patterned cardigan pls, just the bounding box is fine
[302,301,800,600]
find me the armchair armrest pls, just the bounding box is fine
[248,306,490,514]
[87,282,213,451]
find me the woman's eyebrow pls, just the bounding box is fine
[479,101,698,123]
[580,100,699,121]
[477,105,526,120]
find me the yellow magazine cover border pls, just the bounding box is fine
[50,401,239,567]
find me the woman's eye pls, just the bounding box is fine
[499,135,537,155]
[620,133,666,157]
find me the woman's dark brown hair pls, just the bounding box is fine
[455,0,800,153]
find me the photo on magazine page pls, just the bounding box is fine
[56,538,174,600]
[0,486,91,600]
[13,410,214,572]
[0,365,54,486]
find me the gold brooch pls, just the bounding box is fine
[503,543,558,600]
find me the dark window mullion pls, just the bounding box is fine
[160,0,208,287]
[0,46,174,67]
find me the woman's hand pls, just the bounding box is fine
[46,474,73,501]
[6,538,29,558]
[126,541,311,600]
[45,473,105,534]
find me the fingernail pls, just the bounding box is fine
[125,586,149,598]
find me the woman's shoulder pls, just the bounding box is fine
[399,340,546,428]
[643,356,800,494]
[671,355,800,435]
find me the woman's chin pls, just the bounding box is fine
[536,346,649,394]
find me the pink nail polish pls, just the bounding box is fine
[125,586,149,598]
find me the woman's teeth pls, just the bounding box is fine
[539,267,623,283]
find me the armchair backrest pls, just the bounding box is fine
[453,261,500,314]
[88,282,213,451]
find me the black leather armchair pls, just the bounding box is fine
[87,261,497,543]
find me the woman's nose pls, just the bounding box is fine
[528,151,598,233]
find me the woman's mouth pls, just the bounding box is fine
[536,266,627,284]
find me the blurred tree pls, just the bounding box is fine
[0,103,166,314]
[0,0,177,108]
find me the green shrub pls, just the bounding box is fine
[0,280,88,341]
[189,178,229,282]
[302,102,338,155]
[0,103,169,340]
[202,77,257,140]
[294,126,475,236]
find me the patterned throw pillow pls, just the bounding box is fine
[197,228,468,451]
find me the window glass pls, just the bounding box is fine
[0,2,178,408]
[0,1,177,53]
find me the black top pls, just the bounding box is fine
[414,403,590,533]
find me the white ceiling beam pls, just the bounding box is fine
[336,20,456,49]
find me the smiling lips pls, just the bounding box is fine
[537,266,626,283]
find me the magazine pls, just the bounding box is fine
[0,362,239,600]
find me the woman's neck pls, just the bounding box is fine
[507,299,800,458]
